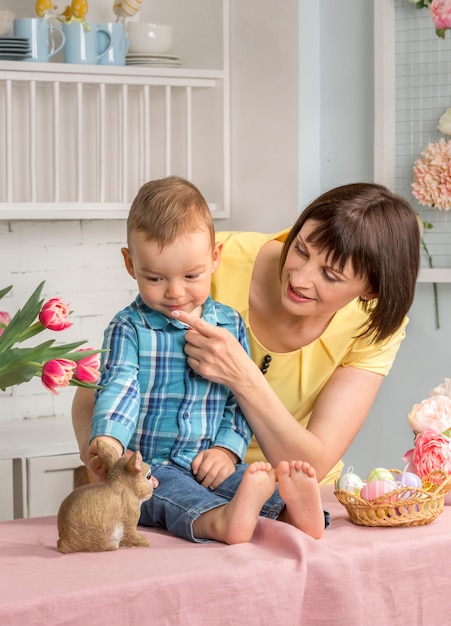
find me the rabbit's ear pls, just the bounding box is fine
[96,440,120,471]
[126,450,143,476]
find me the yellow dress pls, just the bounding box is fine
[211,230,408,485]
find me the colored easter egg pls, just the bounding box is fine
[366,467,394,483]
[360,479,398,501]
[336,471,364,494]
[395,471,422,489]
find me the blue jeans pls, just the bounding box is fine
[139,462,330,543]
[139,462,284,543]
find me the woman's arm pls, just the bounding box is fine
[172,311,383,481]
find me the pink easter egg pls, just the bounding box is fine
[360,479,398,501]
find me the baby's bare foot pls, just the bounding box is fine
[276,460,324,539]
[193,462,276,544]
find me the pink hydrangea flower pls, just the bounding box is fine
[39,297,73,331]
[0,311,11,336]
[74,350,101,384]
[413,429,451,478]
[431,0,451,30]
[41,358,76,394]
[412,138,451,210]
[408,395,451,435]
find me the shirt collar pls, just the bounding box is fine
[134,294,230,330]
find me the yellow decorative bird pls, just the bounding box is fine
[35,0,57,18]
[70,0,89,20]
[58,0,90,28]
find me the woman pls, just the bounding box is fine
[73,183,420,484]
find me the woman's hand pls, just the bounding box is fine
[172,310,257,390]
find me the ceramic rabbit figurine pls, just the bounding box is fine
[57,440,154,553]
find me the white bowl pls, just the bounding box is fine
[0,10,15,36]
[126,22,173,55]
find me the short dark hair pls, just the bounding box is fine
[280,183,420,343]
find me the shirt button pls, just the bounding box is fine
[183,412,189,419]
[189,370,195,379]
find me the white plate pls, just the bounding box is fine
[0,45,31,51]
[126,59,181,66]
[126,53,180,61]
[0,53,31,60]
[0,37,29,44]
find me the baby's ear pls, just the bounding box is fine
[97,440,120,471]
[126,450,143,475]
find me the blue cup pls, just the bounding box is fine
[13,18,65,63]
[63,21,111,65]
[97,22,128,66]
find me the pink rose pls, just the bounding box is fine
[431,0,451,30]
[408,395,451,434]
[413,429,451,478]
[39,297,73,331]
[0,311,11,336]
[41,358,76,394]
[74,350,101,384]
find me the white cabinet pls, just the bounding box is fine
[0,0,230,220]
[0,417,82,519]
[0,459,14,521]
[13,453,82,518]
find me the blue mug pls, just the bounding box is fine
[13,18,65,63]
[97,22,128,66]
[63,21,112,65]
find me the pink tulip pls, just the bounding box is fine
[431,0,451,30]
[39,297,73,331]
[0,311,11,337]
[41,358,76,394]
[74,350,101,384]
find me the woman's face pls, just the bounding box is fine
[280,220,375,318]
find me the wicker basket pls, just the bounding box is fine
[334,469,451,527]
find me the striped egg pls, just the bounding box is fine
[360,479,398,501]
[366,467,394,483]
[395,471,422,489]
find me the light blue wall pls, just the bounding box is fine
[301,1,451,477]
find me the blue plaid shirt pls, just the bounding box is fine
[91,295,252,470]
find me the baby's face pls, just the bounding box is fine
[122,229,221,318]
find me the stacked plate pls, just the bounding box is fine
[126,53,181,68]
[0,36,31,61]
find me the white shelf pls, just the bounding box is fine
[417,268,451,283]
[0,59,224,83]
[0,0,230,221]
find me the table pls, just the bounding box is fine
[0,486,450,625]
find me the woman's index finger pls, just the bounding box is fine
[171,310,212,336]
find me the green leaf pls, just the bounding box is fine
[436,28,446,39]
[0,282,45,352]
[0,285,12,301]
[0,363,39,390]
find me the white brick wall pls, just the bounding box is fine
[0,219,136,422]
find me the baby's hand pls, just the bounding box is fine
[192,447,238,489]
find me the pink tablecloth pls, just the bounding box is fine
[1,485,450,626]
